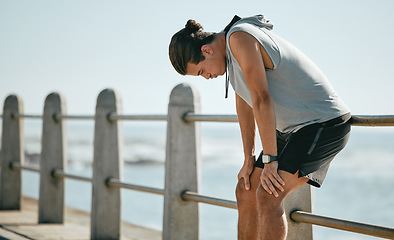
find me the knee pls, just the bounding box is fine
[255,185,283,211]
[235,179,256,207]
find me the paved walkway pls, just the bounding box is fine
[0,197,161,240]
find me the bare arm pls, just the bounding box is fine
[229,31,285,196]
[236,93,256,190]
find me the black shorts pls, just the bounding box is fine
[255,113,352,187]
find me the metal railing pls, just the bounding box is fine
[7,112,394,126]
[291,211,394,239]
[10,162,40,173]
[107,178,164,195]
[1,86,394,240]
[7,113,394,239]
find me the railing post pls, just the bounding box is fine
[91,89,123,240]
[163,83,201,240]
[284,184,314,240]
[0,95,24,210]
[38,93,66,223]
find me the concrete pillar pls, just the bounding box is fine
[284,184,314,240]
[91,89,123,240]
[38,93,67,223]
[0,95,24,210]
[163,83,201,240]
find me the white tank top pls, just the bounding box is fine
[225,15,350,133]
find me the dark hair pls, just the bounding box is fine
[169,19,215,75]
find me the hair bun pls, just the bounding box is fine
[185,20,203,34]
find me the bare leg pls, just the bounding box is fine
[256,170,308,240]
[236,167,263,240]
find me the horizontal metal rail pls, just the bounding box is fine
[181,190,237,209]
[184,113,394,126]
[10,164,163,194]
[291,210,394,239]
[5,113,94,120]
[3,113,394,126]
[106,178,164,195]
[52,169,92,182]
[11,113,42,119]
[11,162,40,173]
[351,115,394,126]
[54,114,94,120]
[109,114,167,121]
[1,113,167,121]
[184,114,238,123]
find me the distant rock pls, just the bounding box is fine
[124,157,163,165]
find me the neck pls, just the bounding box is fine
[212,33,227,59]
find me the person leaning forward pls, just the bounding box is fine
[169,14,351,240]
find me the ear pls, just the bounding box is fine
[201,45,213,56]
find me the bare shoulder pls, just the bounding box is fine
[229,31,274,70]
[228,31,260,54]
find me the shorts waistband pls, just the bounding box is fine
[320,113,352,126]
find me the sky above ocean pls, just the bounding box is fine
[1,0,394,116]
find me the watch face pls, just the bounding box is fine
[262,155,276,163]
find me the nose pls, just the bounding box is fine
[202,73,210,80]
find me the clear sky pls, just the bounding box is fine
[1,0,394,116]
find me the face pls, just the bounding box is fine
[186,45,226,80]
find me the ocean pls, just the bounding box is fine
[12,119,394,239]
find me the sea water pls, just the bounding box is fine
[17,120,394,240]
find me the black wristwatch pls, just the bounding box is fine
[262,154,277,164]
